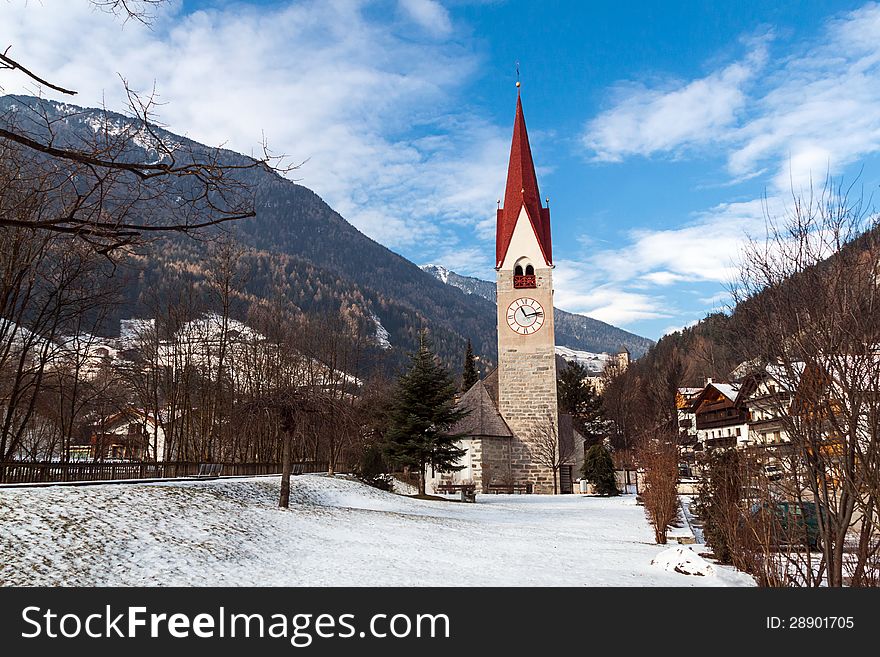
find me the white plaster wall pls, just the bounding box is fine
[500,205,548,270]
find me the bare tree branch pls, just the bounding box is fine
[0,49,77,96]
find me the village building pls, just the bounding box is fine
[739,364,802,449]
[675,387,703,475]
[70,408,166,461]
[692,380,749,450]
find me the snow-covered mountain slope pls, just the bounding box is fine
[554,346,612,373]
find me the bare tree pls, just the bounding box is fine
[238,388,351,508]
[637,429,680,545]
[532,411,572,495]
[1,1,293,253]
[732,176,880,586]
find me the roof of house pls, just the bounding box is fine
[691,381,743,414]
[711,383,740,402]
[482,367,500,405]
[450,378,513,438]
[496,92,552,268]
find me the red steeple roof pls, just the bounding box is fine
[496,91,552,268]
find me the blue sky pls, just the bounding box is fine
[4,0,880,339]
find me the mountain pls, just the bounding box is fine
[2,95,651,373]
[421,265,653,357]
[421,265,497,300]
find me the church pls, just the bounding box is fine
[430,87,585,495]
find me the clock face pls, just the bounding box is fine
[506,297,545,335]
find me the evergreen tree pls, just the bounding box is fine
[557,360,608,446]
[384,332,469,495]
[462,339,479,391]
[356,441,394,492]
[582,444,618,496]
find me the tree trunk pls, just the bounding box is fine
[418,466,426,496]
[279,432,292,509]
[553,469,558,495]
[655,527,667,545]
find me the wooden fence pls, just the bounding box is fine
[0,460,328,484]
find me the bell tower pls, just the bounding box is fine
[495,85,558,494]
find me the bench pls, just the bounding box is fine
[436,483,477,503]
[195,463,223,478]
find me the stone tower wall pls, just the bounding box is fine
[496,266,559,494]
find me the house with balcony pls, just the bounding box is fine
[692,380,749,450]
[739,363,804,450]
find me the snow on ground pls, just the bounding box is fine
[368,311,392,349]
[0,476,755,586]
[652,546,716,577]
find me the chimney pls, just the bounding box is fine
[706,377,714,385]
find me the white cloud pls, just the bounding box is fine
[552,260,674,325]
[583,36,769,162]
[661,318,700,336]
[429,245,489,278]
[731,4,880,192]
[398,0,452,37]
[572,4,880,333]
[551,198,773,330]
[1,0,504,255]
[592,199,767,287]
[584,4,880,193]
[698,291,732,308]
[640,271,690,286]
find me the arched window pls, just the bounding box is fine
[513,257,536,289]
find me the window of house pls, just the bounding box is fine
[514,265,524,276]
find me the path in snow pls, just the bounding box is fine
[0,475,754,586]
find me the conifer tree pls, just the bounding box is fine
[582,444,618,496]
[462,339,479,391]
[384,331,469,495]
[557,360,608,445]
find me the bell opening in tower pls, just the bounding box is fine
[513,258,537,288]
[513,275,537,289]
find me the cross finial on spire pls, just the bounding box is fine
[515,61,521,90]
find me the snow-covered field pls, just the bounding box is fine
[0,476,754,586]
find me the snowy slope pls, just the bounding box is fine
[0,476,754,587]
[369,311,392,349]
[554,346,611,373]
